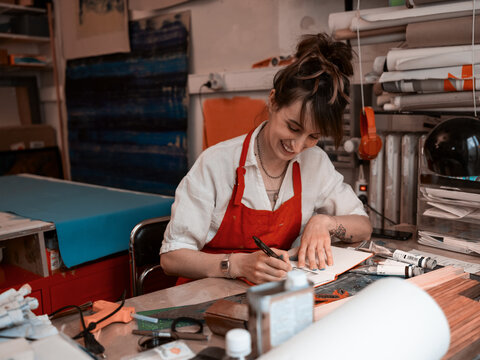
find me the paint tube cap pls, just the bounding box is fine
[425,258,437,270]
[412,266,424,277]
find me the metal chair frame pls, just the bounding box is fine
[129,216,170,297]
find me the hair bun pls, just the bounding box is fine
[295,33,353,77]
[294,33,353,104]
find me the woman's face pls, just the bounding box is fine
[266,93,321,161]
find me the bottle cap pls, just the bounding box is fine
[226,329,251,358]
[284,270,308,290]
[412,266,424,277]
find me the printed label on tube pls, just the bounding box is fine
[377,264,411,277]
[393,250,425,267]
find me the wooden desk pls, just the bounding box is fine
[53,278,249,359]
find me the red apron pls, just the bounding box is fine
[176,129,302,284]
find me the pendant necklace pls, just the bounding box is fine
[256,127,288,179]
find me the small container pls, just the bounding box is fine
[247,271,314,357]
[225,328,252,360]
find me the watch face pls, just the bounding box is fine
[221,259,229,272]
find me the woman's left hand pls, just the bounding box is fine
[297,214,335,270]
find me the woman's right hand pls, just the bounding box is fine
[232,249,292,284]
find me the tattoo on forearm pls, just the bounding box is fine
[329,223,354,242]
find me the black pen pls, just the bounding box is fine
[253,236,319,274]
[252,236,283,260]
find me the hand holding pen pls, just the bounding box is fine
[252,236,319,275]
[234,236,291,284]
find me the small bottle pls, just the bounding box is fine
[45,232,63,275]
[224,328,252,360]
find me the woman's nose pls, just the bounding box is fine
[293,136,315,152]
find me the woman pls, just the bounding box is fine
[160,33,372,284]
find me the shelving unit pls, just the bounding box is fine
[0,2,45,13]
[0,32,49,42]
[416,136,480,244]
[0,2,53,125]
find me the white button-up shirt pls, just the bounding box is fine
[161,123,367,254]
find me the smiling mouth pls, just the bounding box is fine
[281,140,295,154]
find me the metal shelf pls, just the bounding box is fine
[0,32,49,43]
[0,3,45,14]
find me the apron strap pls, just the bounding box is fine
[292,161,301,195]
[233,129,255,206]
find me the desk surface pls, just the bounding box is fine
[53,236,480,359]
[0,174,174,267]
[53,278,249,359]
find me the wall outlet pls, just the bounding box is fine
[355,164,368,204]
[208,73,224,90]
[355,180,368,204]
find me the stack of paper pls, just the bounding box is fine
[418,230,480,255]
[418,186,480,255]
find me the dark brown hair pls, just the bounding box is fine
[272,33,353,147]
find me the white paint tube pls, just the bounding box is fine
[350,264,424,278]
[392,249,437,269]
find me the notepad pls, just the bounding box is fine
[290,246,372,287]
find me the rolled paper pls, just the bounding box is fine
[258,277,450,360]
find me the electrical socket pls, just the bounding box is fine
[208,72,224,90]
[355,180,368,205]
[355,164,368,204]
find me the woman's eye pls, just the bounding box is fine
[288,125,300,132]
[310,134,320,140]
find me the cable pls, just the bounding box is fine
[364,202,398,226]
[48,290,127,356]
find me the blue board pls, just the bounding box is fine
[0,175,174,268]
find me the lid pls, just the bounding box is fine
[226,328,251,358]
[284,269,309,290]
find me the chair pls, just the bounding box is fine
[129,216,177,296]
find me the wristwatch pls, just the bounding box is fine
[221,253,235,279]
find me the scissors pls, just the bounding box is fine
[134,316,208,351]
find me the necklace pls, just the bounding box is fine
[256,127,288,180]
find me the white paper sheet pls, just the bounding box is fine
[418,230,480,255]
[290,246,371,287]
[425,187,480,203]
[427,201,476,218]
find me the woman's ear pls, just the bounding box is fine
[268,89,276,112]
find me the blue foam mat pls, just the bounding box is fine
[0,175,174,267]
